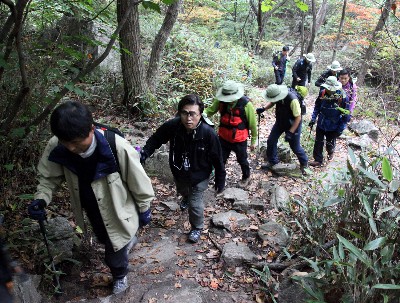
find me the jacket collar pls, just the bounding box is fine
[48,130,119,180]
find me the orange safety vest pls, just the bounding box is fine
[218,97,249,143]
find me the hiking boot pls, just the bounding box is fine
[309,161,323,167]
[300,164,308,176]
[238,177,251,188]
[180,199,189,211]
[112,276,128,294]
[126,236,138,253]
[327,153,334,161]
[261,162,276,170]
[188,229,201,243]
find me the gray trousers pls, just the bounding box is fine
[175,178,209,230]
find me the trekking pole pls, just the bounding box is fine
[38,218,62,295]
[257,113,261,150]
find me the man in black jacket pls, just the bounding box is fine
[272,46,290,85]
[315,60,342,87]
[291,53,316,88]
[140,95,226,243]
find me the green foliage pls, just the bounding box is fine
[291,148,400,302]
[293,0,308,12]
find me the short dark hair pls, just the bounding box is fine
[338,68,351,77]
[283,46,289,51]
[50,101,93,141]
[178,94,204,113]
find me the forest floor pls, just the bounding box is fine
[13,90,381,303]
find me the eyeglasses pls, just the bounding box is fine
[180,110,199,118]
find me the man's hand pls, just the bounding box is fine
[256,107,265,115]
[297,77,301,81]
[139,209,151,227]
[284,131,294,142]
[250,144,256,152]
[308,120,315,129]
[275,66,279,70]
[28,199,47,221]
[139,150,148,165]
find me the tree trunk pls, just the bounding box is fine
[357,0,395,85]
[147,0,181,93]
[117,0,147,107]
[332,0,347,62]
[307,0,328,53]
[300,12,305,56]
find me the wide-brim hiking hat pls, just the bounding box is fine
[327,60,342,71]
[321,76,342,91]
[263,84,289,103]
[215,80,245,102]
[305,53,316,62]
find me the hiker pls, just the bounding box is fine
[140,94,226,243]
[291,53,316,88]
[308,76,350,166]
[256,84,308,175]
[28,101,155,295]
[338,68,357,113]
[204,80,257,188]
[315,60,343,87]
[272,46,290,85]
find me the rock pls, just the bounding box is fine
[258,221,289,247]
[144,151,174,183]
[161,200,180,211]
[221,242,257,267]
[14,274,42,303]
[221,187,249,202]
[278,272,313,303]
[132,121,150,131]
[233,199,265,212]
[142,279,203,303]
[271,185,290,211]
[348,134,373,149]
[212,211,250,231]
[260,141,292,163]
[348,120,379,141]
[270,163,298,176]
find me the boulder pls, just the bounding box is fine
[348,120,379,141]
[212,211,250,231]
[258,221,289,247]
[271,185,290,211]
[221,242,257,267]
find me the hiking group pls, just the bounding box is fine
[19,50,357,297]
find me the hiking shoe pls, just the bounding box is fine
[261,162,276,170]
[309,161,323,167]
[188,229,201,243]
[327,153,334,161]
[180,199,189,211]
[112,276,128,294]
[300,164,308,176]
[238,177,251,188]
[126,236,138,253]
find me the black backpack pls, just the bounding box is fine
[288,87,306,115]
[93,122,124,171]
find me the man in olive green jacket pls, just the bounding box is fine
[28,101,154,295]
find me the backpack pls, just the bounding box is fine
[93,122,124,171]
[288,87,306,115]
[272,50,281,62]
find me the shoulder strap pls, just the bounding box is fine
[235,96,249,128]
[103,130,120,172]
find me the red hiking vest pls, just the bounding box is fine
[218,97,249,143]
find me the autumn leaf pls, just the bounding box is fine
[209,278,219,290]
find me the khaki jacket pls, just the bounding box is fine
[34,132,155,252]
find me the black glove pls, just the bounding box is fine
[256,107,265,115]
[139,209,151,227]
[308,120,315,129]
[284,131,294,142]
[139,150,148,165]
[28,199,47,221]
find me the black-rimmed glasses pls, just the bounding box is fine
[180,110,199,118]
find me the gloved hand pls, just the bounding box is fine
[308,120,315,129]
[256,107,265,115]
[284,131,294,142]
[139,150,148,165]
[139,209,151,227]
[28,199,47,221]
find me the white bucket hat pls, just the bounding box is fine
[327,60,342,71]
[263,84,289,103]
[305,53,316,63]
[215,80,245,102]
[321,76,342,91]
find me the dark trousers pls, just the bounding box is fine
[86,209,130,280]
[313,127,337,163]
[274,70,285,85]
[291,77,306,88]
[266,122,308,166]
[0,284,13,303]
[220,138,250,180]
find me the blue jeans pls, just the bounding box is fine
[266,122,308,166]
[175,178,209,230]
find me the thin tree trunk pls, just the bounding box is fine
[300,12,305,56]
[332,0,347,62]
[307,0,328,53]
[117,0,146,107]
[147,0,181,93]
[357,0,395,85]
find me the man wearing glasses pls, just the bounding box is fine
[140,95,226,243]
